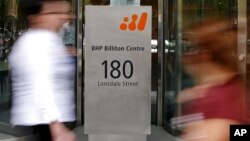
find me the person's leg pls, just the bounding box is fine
[34,125,52,141]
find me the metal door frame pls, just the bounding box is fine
[158,0,182,135]
[237,0,247,76]
[75,0,84,126]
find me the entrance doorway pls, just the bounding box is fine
[161,0,239,135]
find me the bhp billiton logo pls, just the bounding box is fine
[120,12,148,31]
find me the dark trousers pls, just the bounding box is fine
[34,125,52,141]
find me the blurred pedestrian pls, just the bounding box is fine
[59,14,77,57]
[177,20,248,141]
[8,1,76,141]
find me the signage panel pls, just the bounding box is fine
[85,6,151,134]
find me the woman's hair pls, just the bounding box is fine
[26,2,43,16]
[26,0,70,16]
[185,19,238,71]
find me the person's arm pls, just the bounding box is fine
[29,34,76,141]
[182,119,240,141]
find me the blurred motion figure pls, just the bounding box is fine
[177,20,248,141]
[8,1,76,141]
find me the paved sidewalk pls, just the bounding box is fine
[0,132,15,140]
[0,126,181,141]
[74,126,180,141]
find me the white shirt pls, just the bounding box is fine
[9,29,76,126]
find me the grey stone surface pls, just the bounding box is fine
[85,6,152,134]
[0,125,181,141]
[0,132,15,140]
[89,134,146,141]
[74,126,179,141]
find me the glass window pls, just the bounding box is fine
[162,0,238,135]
